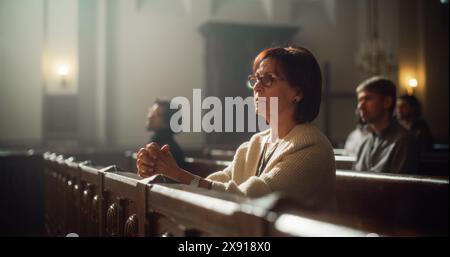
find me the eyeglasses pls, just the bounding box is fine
[247,73,284,89]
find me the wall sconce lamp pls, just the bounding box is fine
[407,78,418,95]
[57,65,69,87]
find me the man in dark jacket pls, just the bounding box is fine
[146,99,186,169]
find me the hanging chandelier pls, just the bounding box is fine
[355,0,397,77]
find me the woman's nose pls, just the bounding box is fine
[253,80,264,92]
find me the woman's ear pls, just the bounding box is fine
[294,90,304,103]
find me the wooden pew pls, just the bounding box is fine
[335,170,449,235]
[43,153,81,236]
[42,154,144,237]
[334,155,355,170]
[43,153,65,235]
[42,153,56,235]
[78,162,106,237]
[334,147,449,176]
[41,156,376,237]
[63,157,82,235]
[204,148,235,161]
[65,150,133,172]
[145,183,268,237]
[268,212,374,237]
[261,193,441,237]
[178,157,449,235]
[41,153,449,237]
[419,151,449,176]
[42,154,268,237]
[184,157,229,178]
[102,170,147,237]
[1,150,44,236]
[149,188,365,237]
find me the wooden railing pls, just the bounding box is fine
[335,170,449,235]
[40,152,448,237]
[41,152,386,237]
[139,155,449,236]
[2,150,447,236]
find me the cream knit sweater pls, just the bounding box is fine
[207,123,336,208]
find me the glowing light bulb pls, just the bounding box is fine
[57,65,69,76]
[408,78,418,88]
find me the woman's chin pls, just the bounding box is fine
[255,107,269,118]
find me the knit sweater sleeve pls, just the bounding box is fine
[206,141,249,183]
[205,164,233,183]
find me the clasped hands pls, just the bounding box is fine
[136,142,180,180]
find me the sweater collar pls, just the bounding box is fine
[263,123,310,155]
